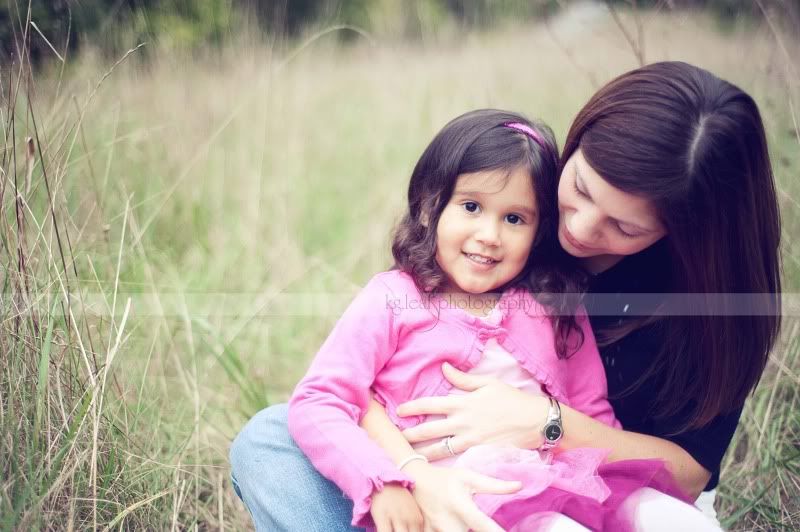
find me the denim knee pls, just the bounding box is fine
[230,403,290,486]
[229,403,360,531]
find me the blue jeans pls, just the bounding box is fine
[229,403,363,531]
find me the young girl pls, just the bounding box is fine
[287,109,690,531]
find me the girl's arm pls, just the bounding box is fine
[361,398,418,463]
[398,364,711,500]
[287,275,413,529]
[359,403,424,532]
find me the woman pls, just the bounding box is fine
[229,62,781,531]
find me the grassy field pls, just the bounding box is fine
[2,5,799,530]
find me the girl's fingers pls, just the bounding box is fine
[374,515,390,532]
[401,521,417,532]
[397,395,458,417]
[401,419,454,443]
[398,519,421,532]
[441,362,493,391]
[388,518,413,532]
[464,470,522,495]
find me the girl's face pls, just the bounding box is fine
[557,149,666,273]
[435,167,538,297]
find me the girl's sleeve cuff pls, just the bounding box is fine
[350,469,415,529]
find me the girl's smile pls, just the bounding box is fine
[463,252,499,267]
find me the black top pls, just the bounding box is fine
[584,241,741,491]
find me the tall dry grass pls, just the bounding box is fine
[1,4,798,530]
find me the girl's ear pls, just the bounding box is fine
[419,194,440,228]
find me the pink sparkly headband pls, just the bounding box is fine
[504,122,547,148]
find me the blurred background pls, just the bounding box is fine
[1,0,798,530]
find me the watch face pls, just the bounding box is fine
[544,423,562,441]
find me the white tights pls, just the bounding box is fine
[514,489,723,532]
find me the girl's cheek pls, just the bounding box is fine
[514,234,536,256]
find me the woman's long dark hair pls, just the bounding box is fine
[562,62,782,429]
[393,109,587,358]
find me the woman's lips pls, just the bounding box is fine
[562,226,594,251]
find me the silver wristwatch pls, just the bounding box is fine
[540,396,563,451]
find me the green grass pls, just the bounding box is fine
[1,6,799,530]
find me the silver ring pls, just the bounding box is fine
[443,436,456,456]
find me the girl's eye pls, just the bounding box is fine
[505,214,523,225]
[462,202,480,213]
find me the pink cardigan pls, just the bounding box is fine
[288,270,619,528]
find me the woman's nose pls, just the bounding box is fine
[568,208,602,242]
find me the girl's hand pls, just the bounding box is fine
[403,460,520,532]
[398,363,548,461]
[370,484,424,532]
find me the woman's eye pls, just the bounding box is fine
[616,224,638,238]
[463,202,480,213]
[573,180,587,198]
[505,214,523,225]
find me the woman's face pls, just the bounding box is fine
[557,149,666,272]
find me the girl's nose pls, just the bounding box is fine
[475,218,501,246]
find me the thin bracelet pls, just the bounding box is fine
[398,453,428,471]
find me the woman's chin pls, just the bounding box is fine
[578,254,626,275]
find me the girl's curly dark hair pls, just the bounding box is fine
[391,109,587,358]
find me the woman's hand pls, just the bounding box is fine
[370,484,424,532]
[403,460,520,532]
[397,363,548,460]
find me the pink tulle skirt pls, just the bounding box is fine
[455,445,690,531]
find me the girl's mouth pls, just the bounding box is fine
[464,253,498,265]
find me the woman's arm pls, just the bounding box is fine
[398,363,711,500]
[561,312,711,496]
[560,404,711,498]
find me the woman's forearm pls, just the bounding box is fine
[392,367,713,499]
[559,402,711,499]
